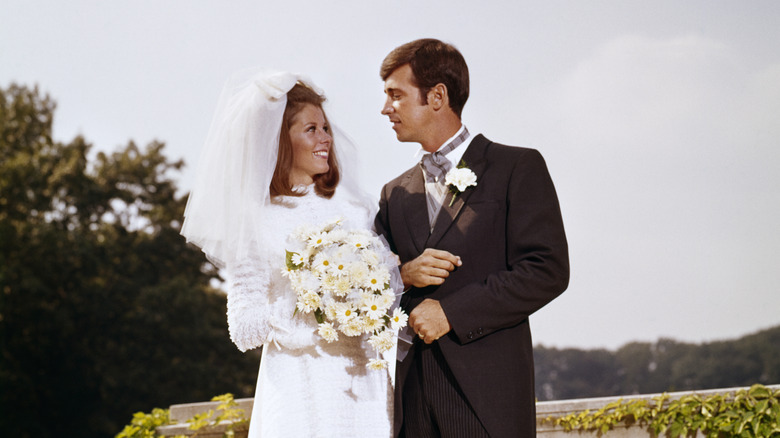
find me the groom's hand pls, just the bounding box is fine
[400,248,462,288]
[409,298,451,344]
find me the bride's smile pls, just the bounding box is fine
[289,103,332,186]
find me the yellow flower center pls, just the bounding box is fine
[323,260,329,266]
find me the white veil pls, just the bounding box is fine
[181,68,375,267]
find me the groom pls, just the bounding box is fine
[374,38,570,437]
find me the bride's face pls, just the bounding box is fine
[288,104,332,186]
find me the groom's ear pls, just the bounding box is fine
[428,83,449,112]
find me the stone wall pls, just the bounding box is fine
[158,384,780,437]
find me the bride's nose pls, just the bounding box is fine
[318,128,332,144]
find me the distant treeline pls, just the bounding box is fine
[534,325,780,401]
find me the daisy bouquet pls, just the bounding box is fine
[283,218,408,370]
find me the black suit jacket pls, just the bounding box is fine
[375,134,570,438]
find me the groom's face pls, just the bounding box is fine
[382,64,433,145]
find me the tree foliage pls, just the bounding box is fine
[535,325,780,401]
[0,84,259,437]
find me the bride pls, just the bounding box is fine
[181,70,397,437]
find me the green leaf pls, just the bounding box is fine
[286,250,302,270]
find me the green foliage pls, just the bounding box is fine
[115,393,247,438]
[0,83,260,437]
[534,326,780,401]
[544,384,780,437]
[188,393,248,437]
[116,408,177,438]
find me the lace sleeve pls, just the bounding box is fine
[225,253,273,352]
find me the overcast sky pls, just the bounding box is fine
[3,0,779,350]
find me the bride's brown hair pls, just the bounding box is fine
[270,82,340,198]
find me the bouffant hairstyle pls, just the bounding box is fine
[380,38,469,118]
[269,82,340,198]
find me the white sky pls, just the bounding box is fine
[3,0,779,350]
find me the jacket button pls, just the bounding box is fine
[477,328,484,335]
[467,331,474,339]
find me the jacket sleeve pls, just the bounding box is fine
[374,183,396,253]
[440,149,570,344]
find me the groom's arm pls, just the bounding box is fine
[439,148,570,344]
[375,181,461,289]
[375,181,461,343]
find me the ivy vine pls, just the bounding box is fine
[117,385,780,437]
[542,384,780,437]
[115,393,247,438]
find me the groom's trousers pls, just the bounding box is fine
[401,341,490,438]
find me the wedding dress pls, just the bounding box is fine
[226,186,393,438]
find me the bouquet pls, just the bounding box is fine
[282,218,408,370]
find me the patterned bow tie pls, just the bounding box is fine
[420,127,470,183]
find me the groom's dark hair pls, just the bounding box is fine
[380,38,469,118]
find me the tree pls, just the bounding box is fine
[534,325,780,401]
[0,84,259,437]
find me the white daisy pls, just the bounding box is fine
[312,251,333,274]
[347,230,372,251]
[368,330,395,353]
[363,317,384,333]
[347,262,369,285]
[308,231,329,249]
[333,302,357,325]
[333,277,352,297]
[321,273,339,293]
[296,290,321,314]
[390,308,409,330]
[361,295,386,321]
[339,318,365,337]
[360,248,381,267]
[365,268,390,292]
[318,322,339,343]
[367,358,388,371]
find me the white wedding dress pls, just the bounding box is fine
[225,186,393,438]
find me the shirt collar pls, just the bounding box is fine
[414,124,471,165]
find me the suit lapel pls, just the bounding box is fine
[426,135,490,248]
[400,166,430,254]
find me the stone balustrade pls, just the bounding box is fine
[157,384,779,437]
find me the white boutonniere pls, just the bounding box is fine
[444,161,477,207]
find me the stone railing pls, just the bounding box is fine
[158,384,780,437]
[157,398,253,438]
[537,384,779,437]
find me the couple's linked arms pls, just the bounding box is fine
[401,248,462,344]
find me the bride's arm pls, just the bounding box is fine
[225,252,273,352]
